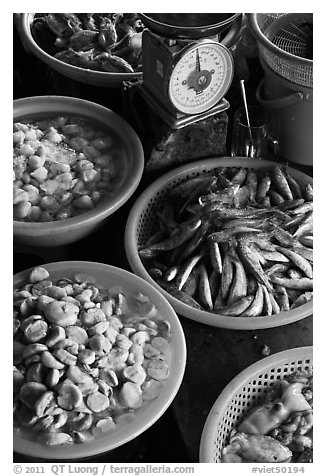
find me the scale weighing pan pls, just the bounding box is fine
[139,13,242,39]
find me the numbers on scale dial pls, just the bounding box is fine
[169,42,233,115]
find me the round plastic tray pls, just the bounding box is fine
[125,157,313,329]
[13,261,186,460]
[18,13,142,87]
[14,96,144,246]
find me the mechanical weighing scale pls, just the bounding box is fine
[123,13,243,174]
[138,13,242,129]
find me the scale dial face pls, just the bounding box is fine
[168,40,233,115]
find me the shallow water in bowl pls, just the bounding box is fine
[13,114,130,223]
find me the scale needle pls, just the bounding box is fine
[195,48,201,72]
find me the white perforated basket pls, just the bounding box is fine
[199,346,313,462]
[248,13,313,88]
[124,157,313,329]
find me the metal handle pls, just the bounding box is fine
[221,14,243,48]
[256,79,304,109]
[121,82,149,135]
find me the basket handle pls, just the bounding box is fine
[256,79,304,109]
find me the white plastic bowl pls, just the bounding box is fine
[18,13,142,87]
[124,157,313,329]
[199,346,313,462]
[13,261,186,460]
[13,96,144,247]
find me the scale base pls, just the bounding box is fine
[122,80,229,176]
[139,83,230,129]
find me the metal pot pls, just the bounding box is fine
[256,59,313,166]
[138,13,243,43]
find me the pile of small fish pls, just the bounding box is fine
[31,13,144,73]
[138,165,313,318]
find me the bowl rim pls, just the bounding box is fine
[199,345,313,462]
[124,156,313,330]
[13,95,144,235]
[19,13,142,82]
[13,261,187,459]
